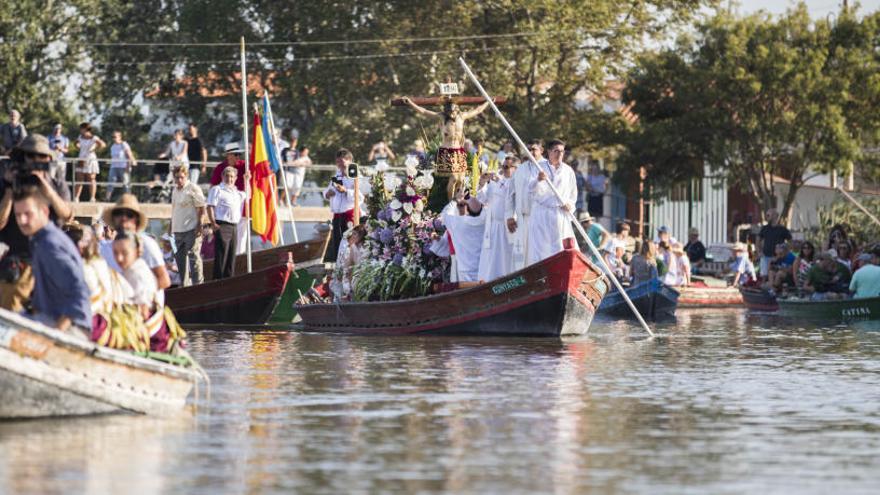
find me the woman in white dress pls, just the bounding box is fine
[158,129,189,180]
[75,122,106,202]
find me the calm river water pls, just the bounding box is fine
[2,309,880,494]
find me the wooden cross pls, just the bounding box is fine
[390,96,507,107]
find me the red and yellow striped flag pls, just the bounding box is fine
[249,112,279,245]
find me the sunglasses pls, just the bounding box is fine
[112,210,137,219]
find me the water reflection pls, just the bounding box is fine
[2,311,880,493]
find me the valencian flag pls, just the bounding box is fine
[249,111,280,245]
[261,94,283,173]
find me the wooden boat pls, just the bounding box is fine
[598,278,679,319]
[166,263,295,326]
[201,229,329,281]
[295,247,607,337]
[677,278,744,308]
[739,286,779,311]
[776,295,880,321]
[0,309,203,419]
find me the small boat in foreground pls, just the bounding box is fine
[598,278,679,319]
[0,309,203,419]
[295,248,607,337]
[166,263,295,326]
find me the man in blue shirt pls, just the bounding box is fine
[13,187,91,333]
[767,242,797,292]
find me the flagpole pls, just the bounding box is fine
[459,57,654,338]
[241,36,253,273]
[264,95,298,243]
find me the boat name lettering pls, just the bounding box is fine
[842,307,871,317]
[10,333,51,359]
[492,276,526,295]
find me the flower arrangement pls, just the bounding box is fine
[352,157,448,301]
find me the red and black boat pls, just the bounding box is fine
[201,229,329,281]
[295,247,607,337]
[166,263,294,326]
[740,286,779,312]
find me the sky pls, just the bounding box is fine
[736,0,880,16]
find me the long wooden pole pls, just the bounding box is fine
[837,186,880,228]
[459,57,654,337]
[241,37,253,273]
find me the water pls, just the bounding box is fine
[2,310,880,494]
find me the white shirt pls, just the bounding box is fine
[324,174,362,214]
[171,181,206,233]
[110,142,132,169]
[507,158,548,219]
[123,259,158,306]
[207,182,247,224]
[100,234,164,273]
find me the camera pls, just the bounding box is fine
[7,159,51,189]
[347,163,359,178]
[331,176,343,186]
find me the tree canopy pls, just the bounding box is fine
[612,5,880,224]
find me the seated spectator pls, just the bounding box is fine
[730,242,756,286]
[62,222,132,322]
[835,241,854,271]
[805,251,852,300]
[663,242,691,287]
[767,242,796,292]
[653,225,677,246]
[112,231,159,321]
[791,240,816,292]
[577,211,610,262]
[160,234,181,287]
[684,228,706,269]
[630,240,659,285]
[12,187,90,333]
[849,245,880,299]
[614,222,635,259]
[603,239,630,282]
[99,194,171,289]
[656,240,671,276]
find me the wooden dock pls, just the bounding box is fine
[71,202,332,223]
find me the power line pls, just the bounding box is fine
[84,30,584,48]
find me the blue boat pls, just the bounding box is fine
[598,278,680,319]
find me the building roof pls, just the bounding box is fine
[145,71,285,99]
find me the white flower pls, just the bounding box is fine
[414,200,424,212]
[405,155,419,169]
[406,186,416,196]
[421,172,435,189]
[403,202,413,214]
[392,210,403,222]
[411,212,422,223]
[405,162,418,177]
[390,199,402,210]
[376,163,389,173]
[384,175,400,192]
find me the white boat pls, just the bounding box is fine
[0,309,206,419]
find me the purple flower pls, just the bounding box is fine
[392,253,404,266]
[379,227,394,245]
[377,208,388,221]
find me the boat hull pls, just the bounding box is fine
[598,278,679,319]
[0,310,199,419]
[166,263,293,326]
[295,248,607,337]
[677,286,743,308]
[777,296,880,321]
[201,230,329,282]
[740,287,779,311]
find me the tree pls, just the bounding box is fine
[614,5,878,225]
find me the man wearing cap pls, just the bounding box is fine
[0,134,72,311]
[0,110,27,155]
[577,211,610,261]
[730,243,756,286]
[207,166,248,279]
[653,225,677,245]
[99,193,171,290]
[171,165,207,286]
[684,228,706,269]
[527,139,577,265]
[849,246,880,299]
[806,251,851,300]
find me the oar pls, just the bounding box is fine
[459,57,655,338]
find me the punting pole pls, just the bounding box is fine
[459,57,654,338]
[241,37,253,273]
[837,186,880,228]
[264,95,299,243]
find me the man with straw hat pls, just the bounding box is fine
[99,193,171,289]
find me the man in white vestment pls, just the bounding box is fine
[477,155,518,281]
[440,196,486,282]
[505,139,548,270]
[527,139,577,265]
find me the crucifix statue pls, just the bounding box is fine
[392,82,507,210]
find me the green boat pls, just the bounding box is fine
[776,296,880,321]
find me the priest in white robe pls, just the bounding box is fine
[505,139,548,271]
[477,157,518,281]
[527,139,577,265]
[441,197,486,283]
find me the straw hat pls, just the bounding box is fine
[671,242,685,254]
[224,142,243,154]
[101,193,148,231]
[11,134,53,158]
[578,211,592,223]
